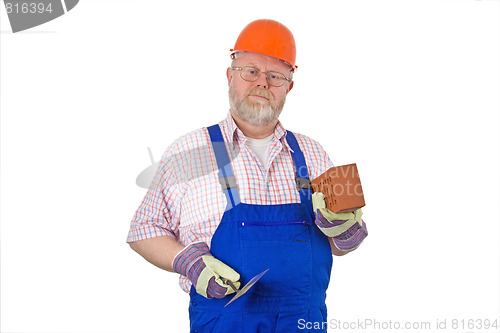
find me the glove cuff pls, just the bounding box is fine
[332,221,368,251]
[172,242,210,277]
[318,218,359,237]
[315,208,349,228]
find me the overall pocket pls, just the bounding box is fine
[239,222,313,299]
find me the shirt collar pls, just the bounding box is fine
[220,112,293,152]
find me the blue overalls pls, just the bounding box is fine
[188,124,333,333]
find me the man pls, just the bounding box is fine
[127,19,368,332]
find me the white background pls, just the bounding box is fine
[1,0,499,332]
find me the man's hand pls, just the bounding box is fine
[172,242,241,299]
[312,192,368,252]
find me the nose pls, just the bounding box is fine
[255,72,268,89]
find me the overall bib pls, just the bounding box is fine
[188,124,333,333]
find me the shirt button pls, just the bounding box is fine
[192,300,197,306]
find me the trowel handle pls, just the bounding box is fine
[222,278,239,292]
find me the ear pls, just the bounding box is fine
[226,67,233,86]
[286,80,294,94]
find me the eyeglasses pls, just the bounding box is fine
[231,66,292,87]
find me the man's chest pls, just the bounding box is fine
[179,145,303,223]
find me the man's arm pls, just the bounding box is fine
[128,235,185,272]
[130,238,242,299]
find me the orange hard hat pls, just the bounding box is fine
[230,19,297,71]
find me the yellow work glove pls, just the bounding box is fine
[172,242,241,298]
[311,192,363,238]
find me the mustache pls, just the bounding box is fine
[246,88,274,101]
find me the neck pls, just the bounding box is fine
[230,110,277,139]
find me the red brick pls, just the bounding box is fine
[311,163,366,213]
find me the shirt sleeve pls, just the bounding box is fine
[126,143,185,243]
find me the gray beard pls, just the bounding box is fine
[229,86,285,127]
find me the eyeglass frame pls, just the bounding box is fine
[231,66,292,87]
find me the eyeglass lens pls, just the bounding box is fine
[240,67,287,87]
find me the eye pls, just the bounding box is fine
[245,67,258,76]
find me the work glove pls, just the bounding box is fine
[312,192,368,251]
[172,242,241,299]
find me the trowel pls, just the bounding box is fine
[223,268,269,307]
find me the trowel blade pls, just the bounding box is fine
[224,269,269,307]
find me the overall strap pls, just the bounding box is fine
[286,131,314,215]
[207,124,241,210]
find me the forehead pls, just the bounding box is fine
[235,52,292,73]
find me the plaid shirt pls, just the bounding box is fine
[127,112,334,292]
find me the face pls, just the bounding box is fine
[227,52,294,127]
